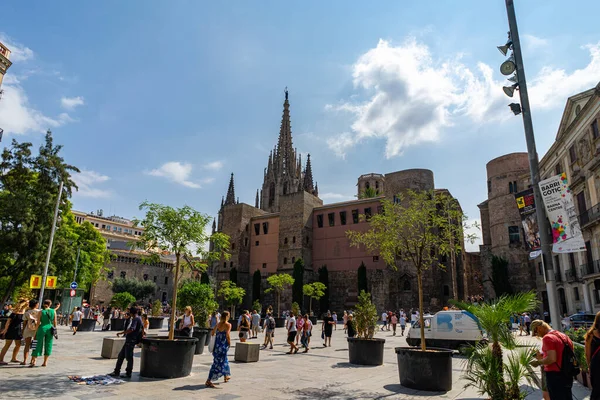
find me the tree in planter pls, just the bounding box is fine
[178,280,218,328]
[252,270,261,302]
[347,190,475,351]
[134,202,230,340]
[452,292,538,400]
[292,258,304,306]
[357,262,368,294]
[111,292,136,311]
[291,302,300,317]
[151,300,162,317]
[265,273,294,317]
[218,280,245,319]
[318,265,329,313]
[354,290,378,339]
[303,282,326,316]
[252,299,262,314]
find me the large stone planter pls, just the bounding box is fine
[229,319,238,331]
[148,316,164,330]
[101,337,125,359]
[140,336,198,379]
[347,337,385,366]
[110,318,126,331]
[192,327,209,355]
[274,317,286,328]
[309,316,317,325]
[234,342,260,362]
[78,318,96,332]
[395,347,453,392]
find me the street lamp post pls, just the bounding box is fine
[65,245,81,321]
[503,0,561,329]
[38,181,64,305]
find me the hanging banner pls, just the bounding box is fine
[30,275,42,289]
[514,188,541,252]
[538,173,586,253]
[46,276,58,289]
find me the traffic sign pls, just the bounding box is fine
[30,275,42,289]
[70,289,76,297]
[46,276,57,289]
[70,282,78,289]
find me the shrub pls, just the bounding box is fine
[252,299,262,314]
[565,328,586,345]
[151,299,162,317]
[177,280,218,328]
[111,292,136,311]
[354,290,378,339]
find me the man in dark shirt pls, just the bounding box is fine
[109,306,142,379]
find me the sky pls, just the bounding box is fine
[1,1,600,253]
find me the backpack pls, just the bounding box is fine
[267,317,275,330]
[551,331,580,379]
[27,312,37,331]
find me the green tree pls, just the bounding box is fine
[303,282,326,315]
[265,273,294,316]
[318,265,329,313]
[200,272,210,285]
[134,202,230,340]
[111,292,136,310]
[347,190,471,351]
[357,262,368,294]
[252,270,261,302]
[252,299,262,314]
[112,277,157,301]
[151,299,162,317]
[0,132,79,302]
[291,301,300,317]
[218,280,245,318]
[177,280,218,328]
[491,255,513,297]
[292,258,304,306]
[452,292,538,400]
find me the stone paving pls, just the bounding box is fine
[0,323,592,399]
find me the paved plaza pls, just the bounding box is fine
[1,323,592,400]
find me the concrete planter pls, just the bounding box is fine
[192,328,209,355]
[347,337,385,366]
[274,317,286,328]
[110,318,126,331]
[148,317,164,330]
[395,347,453,392]
[78,318,96,332]
[101,337,125,359]
[140,336,198,379]
[234,342,260,362]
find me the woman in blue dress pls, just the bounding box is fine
[206,311,231,388]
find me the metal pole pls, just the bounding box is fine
[38,181,63,304]
[505,0,561,330]
[66,246,80,320]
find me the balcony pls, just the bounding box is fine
[566,268,580,283]
[582,260,600,277]
[581,203,600,228]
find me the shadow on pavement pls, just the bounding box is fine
[173,384,208,391]
[4,373,81,398]
[382,384,443,397]
[331,362,379,369]
[294,386,375,400]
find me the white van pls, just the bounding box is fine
[405,310,485,350]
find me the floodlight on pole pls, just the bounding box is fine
[500,55,516,75]
[508,103,522,115]
[507,74,518,83]
[497,41,513,56]
[503,83,519,97]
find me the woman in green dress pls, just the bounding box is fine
[30,299,57,367]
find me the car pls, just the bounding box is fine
[566,313,595,329]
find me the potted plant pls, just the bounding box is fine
[134,202,230,379]
[573,343,589,387]
[347,290,385,365]
[303,282,326,325]
[110,292,136,331]
[178,279,218,354]
[148,299,164,329]
[265,273,294,327]
[348,190,476,391]
[217,280,245,330]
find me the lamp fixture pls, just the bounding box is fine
[503,83,519,97]
[497,41,513,56]
[508,103,522,116]
[507,74,518,83]
[500,55,516,76]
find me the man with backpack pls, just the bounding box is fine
[109,306,143,379]
[261,313,275,350]
[531,319,577,399]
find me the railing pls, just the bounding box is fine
[580,203,600,227]
[582,260,600,277]
[566,268,580,283]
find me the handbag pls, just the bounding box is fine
[321,331,325,340]
[208,334,216,352]
[50,326,58,339]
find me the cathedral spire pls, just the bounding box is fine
[255,189,259,208]
[314,182,319,197]
[211,218,216,234]
[225,173,236,206]
[276,87,295,177]
[303,153,314,194]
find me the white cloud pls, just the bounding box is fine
[61,96,85,110]
[148,161,201,188]
[202,161,224,171]
[200,177,215,184]
[0,34,34,62]
[0,77,74,135]
[72,170,112,198]
[522,34,549,51]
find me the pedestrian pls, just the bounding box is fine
[301,314,312,352]
[410,311,418,327]
[322,311,334,347]
[346,314,356,338]
[109,306,143,379]
[210,312,218,330]
[262,312,275,349]
[391,313,398,336]
[29,299,57,367]
[531,319,574,399]
[238,311,250,342]
[295,312,304,346]
[0,299,27,365]
[251,310,260,339]
[286,312,299,354]
[206,311,231,388]
[21,299,40,366]
[102,307,112,331]
[72,307,83,335]
[381,311,388,330]
[524,313,531,335]
[141,314,149,337]
[585,312,600,400]
[343,311,348,333]
[179,306,194,337]
[399,313,407,336]
[561,313,571,331]
[332,311,338,330]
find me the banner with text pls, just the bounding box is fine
[514,188,541,252]
[538,173,586,253]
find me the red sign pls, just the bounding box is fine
[70,289,76,297]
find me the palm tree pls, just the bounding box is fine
[452,291,538,400]
[357,186,379,199]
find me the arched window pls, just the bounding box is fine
[283,181,288,195]
[403,280,411,291]
[284,237,288,244]
[365,182,370,189]
[292,257,296,264]
[292,236,296,244]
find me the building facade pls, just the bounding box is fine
[212,92,470,315]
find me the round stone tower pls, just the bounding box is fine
[357,173,385,196]
[384,168,434,198]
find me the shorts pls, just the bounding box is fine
[72,321,80,328]
[324,331,332,338]
[287,331,297,342]
[239,329,249,339]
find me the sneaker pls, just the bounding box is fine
[269,346,273,349]
[121,374,132,379]
[108,371,120,377]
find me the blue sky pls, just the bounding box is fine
[2,1,600,252]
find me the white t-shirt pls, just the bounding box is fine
[381,313,388,322]
[411,314,418,322]
[73,310,83,322]
[399,316,406,326]
[288,316,297,332]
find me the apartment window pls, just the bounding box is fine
[120,271,126,278]
[231,243,235,250]
[487,180,492,193]
[508,226,520,244]
[284,237,288,245]
[292,236,296,244]
[317,214,324,228]
[574,287,580,301]
[113,226,117,231]
[292,257,295,264]
[373,256,379,262]
[352,209,359,224]
[328,212,335,227]
[340,211,347,225]
[164,277,168,285]
[364,207,372,221]
[263,222,269,234]
[223,262,227,269]
[555,162,562,175]
[255,241,259,246]
[509,181,517,194]
[569,144,578,164]
[95,223,99,227]
[101,224,106,229]
[153,276,157,283]
[106,225,111,230]
[569,253,576,270]
[554,255,561,271]
[283,258,288,264]
[305,236,309,245]
[592,120,599,139]
[143,274,148,281]
[375,181,379,189]
[262,263,267,269]
[254,223,260,235]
